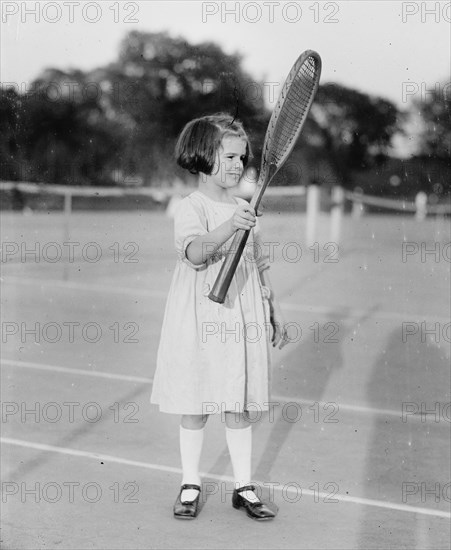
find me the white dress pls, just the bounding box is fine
[150,191,272,415]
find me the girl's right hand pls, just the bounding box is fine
[230,204,257,231]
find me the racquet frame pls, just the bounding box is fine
[208,50,322,304]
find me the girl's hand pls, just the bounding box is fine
[230,204,256,231]
[269,303,290,349]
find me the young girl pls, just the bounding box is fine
[150,113,288,520]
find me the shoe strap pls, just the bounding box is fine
[236,484,256,493]
[181,484,201,491]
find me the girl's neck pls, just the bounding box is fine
[197,179,237,204]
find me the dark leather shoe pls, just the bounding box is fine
[173,484,201,519]
[232,484,276,521]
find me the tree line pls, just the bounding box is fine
[1,31,449,196]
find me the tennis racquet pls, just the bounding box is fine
[208,50,322,303]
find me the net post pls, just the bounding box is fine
[352,187,364,219]
[166,193,182,218]
[329,185,344,246]
[63,191,72,281]
[415,191,427,222]
[305,184,320,247]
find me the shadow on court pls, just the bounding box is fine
[253,304,380,482]
[204,305,380,484]
[357,329,451,549]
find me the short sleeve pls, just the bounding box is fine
[174,196,208,270]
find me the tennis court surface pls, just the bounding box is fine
[1,209,450,549]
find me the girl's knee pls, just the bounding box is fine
[181,414,208,429]
[224,411,250,429]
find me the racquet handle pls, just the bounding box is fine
[208,228,251,303]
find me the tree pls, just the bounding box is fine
[414,81,450,160]
[0,70,126,185]
[0,33,405,190]
[88,31,268,183]
[1,31,269,186]
[311,83,402,186]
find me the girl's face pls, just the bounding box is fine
[208,135,247,189]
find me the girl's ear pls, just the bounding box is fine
[210,151,220,176]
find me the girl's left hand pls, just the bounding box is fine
[269,304,290,349]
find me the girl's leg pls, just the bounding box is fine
[179,414,208,501]
[224,412,259,503]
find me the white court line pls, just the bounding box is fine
[1,359,152,385]
[3,275,450,323]
[2,437,450,520]
[2,359,448,425]
[1,276,164,299]
[281,302,451,324]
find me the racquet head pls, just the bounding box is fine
[209,50,322,304]
[253,50,322,207]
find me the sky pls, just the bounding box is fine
[2,0,450,110]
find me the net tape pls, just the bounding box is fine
[2,182,449,215]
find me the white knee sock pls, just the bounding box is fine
[180,425,204,501]
[225,425,259,502]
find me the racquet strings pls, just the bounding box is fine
[265,55,319,170]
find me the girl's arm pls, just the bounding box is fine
[259,261,290,350]
[186,204,256,265]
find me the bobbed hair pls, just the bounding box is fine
[175,113,251,175]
